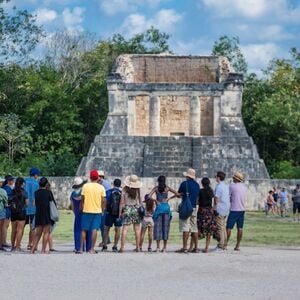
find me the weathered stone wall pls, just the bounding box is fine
[48,176,299,211]
[135,95,150,136]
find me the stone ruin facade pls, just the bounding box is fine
[77,54,269,179]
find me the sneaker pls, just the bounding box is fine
[2,243,11,248]
[102,246,107,252]
[0,247,8,252]
[212,246,224,252]
[112,246,118,252]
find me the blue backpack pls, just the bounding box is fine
[178,182,193,220]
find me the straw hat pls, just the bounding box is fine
[232,171,245,182]
[98,170,105,177]
[124,175,142,189]
[183,168,196,179]
[72,177,87,189]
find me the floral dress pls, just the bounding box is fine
[122,192,141,225]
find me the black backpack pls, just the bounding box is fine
[107,189,121,216]
[9,192,25,214]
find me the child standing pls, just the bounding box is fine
[139,194,155,252]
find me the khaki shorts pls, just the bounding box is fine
[179,206,198,233]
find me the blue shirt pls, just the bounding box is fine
[178,179,200,208]
[101,179,111,192]
[25,177,39,215]
[215,181,230,216]
[3,185,13,197]
[278,190,288,203]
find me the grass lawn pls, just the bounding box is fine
[17,211,300,247]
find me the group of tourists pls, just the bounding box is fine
[70,168,247,254]
[0,167,249,254]
[266,185,300,220]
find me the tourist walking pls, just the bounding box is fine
[119,175,142,253]
[292,184,300,221]
[213,171,230,251]
[10,177,28,251]
[139,194,155,252]
[176,168,200,253]
[278,187,288,217]
[102,179,122,252]
[226,172,247,251]
[197,177,217,253]
[2,175,14,248]
[149,175,177,253]
[24,167,40,251]
[0,177,8,252]
[31,177,55,254]
[79,170,106,254]
[70,177,91,253]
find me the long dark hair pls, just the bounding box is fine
[201,177,214,198]
[157,175,166,193]
[145,199,155,212]
[124,186,139,199]
[14,177,25,195]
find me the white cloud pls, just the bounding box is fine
[120,9,183,36]
[241,43,279,72]
[34,8,57,25]
[100,0,169,15]
[62,7,85,31]
[199,0,300,21]
[257,25,295,41]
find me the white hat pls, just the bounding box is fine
[124,175,142,189]
[183,168,196,179]
[98,170,105,177]
[72,177,87,189]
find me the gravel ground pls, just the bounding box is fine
[1,244,300,300]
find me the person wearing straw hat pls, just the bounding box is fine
[176,168,200,253]
[119,174,142,253]
[70,177,91,253]
[0,177,8,251]
[226,171,247,251]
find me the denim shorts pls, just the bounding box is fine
[81,213,101,231]
[226,211,245,229]
[105,214,122,228]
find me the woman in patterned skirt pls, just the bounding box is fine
[150,176,178,253]
[197,177,217,253]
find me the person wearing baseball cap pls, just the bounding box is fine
[79,170,106,254]
[226,171,247,251]
[24,167,41,250]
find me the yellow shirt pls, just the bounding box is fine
[82,182,106,213]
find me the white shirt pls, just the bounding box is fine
[215,181,230,216]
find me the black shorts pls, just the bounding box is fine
[11,212,26,222]
[25,214,35,225]
[293,203,300,214]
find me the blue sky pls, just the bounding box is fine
[8,0,300,74]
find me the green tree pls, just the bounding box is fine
[212,35,247,75]
[0,113,33,163]
[0,0,43,63]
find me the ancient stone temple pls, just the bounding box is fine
[77,54,269,179]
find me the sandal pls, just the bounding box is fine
[234,248,240,251]
[175,248,188,253]
[118,248,124,253]
[148,247,152,252]
[190,248,200,253]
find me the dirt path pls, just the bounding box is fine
[1,244,299,300]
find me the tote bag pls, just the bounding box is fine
[178,181,193,220]
[50,200,59,222]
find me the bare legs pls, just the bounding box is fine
[11,221,26,250]
[140,227,153,251]
[0,219,4,249]
[226,228,243,251]
[182,232,189,250]
[2,219,10,246]
[120,223,141,252]
[202,234,211,253]
[31,225,50,253]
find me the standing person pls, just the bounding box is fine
[0,177,8,251]
[266,191,275,215]
[97,170,111,247]
[176,168,200,254]
[226,172,247,251]
[272,187,280,215]
[2,175,14,248]
[10,177,28,251]
[278,187,289,217]
[197,178,217,253]
[213,171,230,251]
[150,175,177,253]
[24,167,40,251]
[79,170,106,254]
[102,179,122,252]
[292,184,300,221]
[119,175,142,253]
[139,195,155,252]
[31,177,55,254]
[70,177,91,253]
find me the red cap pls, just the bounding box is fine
[90,170,99,181]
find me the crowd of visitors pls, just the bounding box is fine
[0,167,298,254]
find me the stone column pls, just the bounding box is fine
[189,95,201,136]
[127,95,136,136]
[213,96,221,136]
[149,95,160,136]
